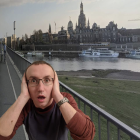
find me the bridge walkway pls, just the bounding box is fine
[0,44,28,140]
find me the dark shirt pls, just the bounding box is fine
[24,100,68,140]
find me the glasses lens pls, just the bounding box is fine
[43,77,53,85]
[29,78,38,86]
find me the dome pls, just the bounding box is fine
[92,23,97,28]
[68,20,73,28]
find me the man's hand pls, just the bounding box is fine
[20,73,30,100]
[51,72,63,103]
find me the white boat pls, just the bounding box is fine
[27,51,44,57]
[32,51,44,57]
[26,51,44,57]
[15,51,24,57]
[27,52,32,56]
[125,49,140,59]
[79,48,119,58]
[30,44,44,57]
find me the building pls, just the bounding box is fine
[7,34,16,49]
[16,37,21,49]
[132,35,140,42]
[67,2,140,44]
[42,33,50,43]
[30,25,54,44]
[57,26,70,43]
[7,36,12,48]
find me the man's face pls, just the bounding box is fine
[26,64,54,109]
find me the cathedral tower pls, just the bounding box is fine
[80,1,83,14]
[78,2,86,28]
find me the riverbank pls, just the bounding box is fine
[57,69,140,80]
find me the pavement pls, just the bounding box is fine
[0,44,28,140]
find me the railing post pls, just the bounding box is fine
[70,134,72,140]
[90,108,93,122]
[78,99,80,109]
[107,120,110,140]
[84,103,86,114]
[98,114,101,140]
[118,128,120,140]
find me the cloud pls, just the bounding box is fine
[0,0,107,7]
[0,0,69,7]
[0,0,26,7]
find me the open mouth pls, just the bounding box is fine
[38,95,46,99]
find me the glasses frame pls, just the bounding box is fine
[26,77,54,87]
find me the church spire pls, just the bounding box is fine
[80,1,83,14]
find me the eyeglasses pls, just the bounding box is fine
[26,77,54,87]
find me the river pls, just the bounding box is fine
[24,56,140,72]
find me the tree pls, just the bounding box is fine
[30,35,33,44]
[38,29,43,43]
[33,30,38,43]
[25,34,28,43]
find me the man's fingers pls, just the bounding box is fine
[54,71,58,82]
[22,73,26,83]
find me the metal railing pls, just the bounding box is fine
[7,47,140,140]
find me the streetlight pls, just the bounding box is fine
[13,21,16,50]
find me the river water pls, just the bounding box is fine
[24,56,140,72]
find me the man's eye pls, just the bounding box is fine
[31,79,37,83]
[44,78,50,83]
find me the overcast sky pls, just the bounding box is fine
[0,0,140,38]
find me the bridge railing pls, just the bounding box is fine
[7,47,140,140]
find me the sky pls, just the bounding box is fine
[0,0,140,38]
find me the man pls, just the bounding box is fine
[0,61,95,140]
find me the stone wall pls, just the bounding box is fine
[22,42,140,51]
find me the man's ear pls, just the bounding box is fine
[25,71,27,80]
[54,71,55,80]
[25,72,28,85]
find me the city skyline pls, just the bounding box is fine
[0,0,140,38]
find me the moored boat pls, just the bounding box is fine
[125,49,140,59]
[32,51,44,57]
[79,48,119,58]
[26,51,44,57]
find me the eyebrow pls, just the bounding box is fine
[29,75,53,79]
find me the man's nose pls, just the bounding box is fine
[37,80,45,91]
